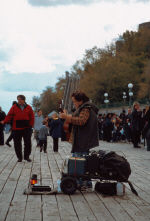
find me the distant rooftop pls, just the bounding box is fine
[139,22,150,30]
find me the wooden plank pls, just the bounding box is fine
[5,202,26,221]
[96,194,133,221]
[70,192,98,221]
[56,194,79,221]
[114,196,150,221]
[42,195,61,220]
[82,192,115,221]
[1,133,150,221]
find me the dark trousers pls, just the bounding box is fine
[39,140,47,151]
[102,125,107,141]
[113,132,121,141]
[13,128,32,160]
[132,130,141,146]
[53,138,58,152]
[98,128,102,140]
[6,130,14,143]
[106,127,112,142]
[0,127,4,145]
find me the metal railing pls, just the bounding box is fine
[97,99,150,110]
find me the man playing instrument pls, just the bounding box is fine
[59,91,99,157]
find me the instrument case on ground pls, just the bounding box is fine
[68,157,86,175]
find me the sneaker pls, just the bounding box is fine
[44,150,47,153]
[36,145,40,147]
[5,142,11,147]
[40,148,42,152]
[24,157,32,162]
[17,159,22,162]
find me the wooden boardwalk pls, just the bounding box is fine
[0,133,150,221]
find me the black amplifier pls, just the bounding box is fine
[86,153,102,175]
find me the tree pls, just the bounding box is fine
[138,60,150,99]
[31,28,150,109]
[31,96,41,112]
[55,76,66,95]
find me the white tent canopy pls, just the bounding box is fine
[48,111,58,117]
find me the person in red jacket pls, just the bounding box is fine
[0,95,35,162]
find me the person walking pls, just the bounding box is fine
[50,113,63,153]
[98,114,103,140]
[0,107,6,145]
[0,95,34,162]
[105,113,113,142]
[38,120,49,153]
[44,115,51,128]
[34,109,44,147]
[5,122,10,134]
[131,102,142,148]
[5,101,18,147]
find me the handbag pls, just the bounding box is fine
[95,182,116,195]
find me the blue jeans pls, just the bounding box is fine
[72,150,89,158]
[5,124,10,133]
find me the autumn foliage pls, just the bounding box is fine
[32,29,150,114]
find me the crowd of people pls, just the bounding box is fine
[98,103,150,148]
[0,92,150,164]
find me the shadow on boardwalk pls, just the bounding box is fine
[0,134,150,221]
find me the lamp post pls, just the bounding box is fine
[123,92,127,107]
[104,93,109,114]
[128,83,133,108]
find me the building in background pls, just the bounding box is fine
[139,21,150,30]
[116,21,150,54]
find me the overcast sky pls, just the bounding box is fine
[0,0,150,113]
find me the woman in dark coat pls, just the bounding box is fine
[105,113,113,142]
[49,113,63,152]
[131,102,142,148]
[0,107,6,145]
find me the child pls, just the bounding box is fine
[38,120,49,153]
[49,113,63,153]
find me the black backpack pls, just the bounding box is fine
[102,151,131,182]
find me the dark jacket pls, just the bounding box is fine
[142,108,150,139]
[39,125,48,140]
[3,103,35,130]
[49,118,63,138]
[126,113,131,123]
[142,122,150,139]
[105,118,113,128]
[0,110,6,121]
[0,110,6,129]
[145,107,150,123]
[71,102,99,153]
[131,108,142,131]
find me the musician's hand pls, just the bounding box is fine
[59,112,67,120]
[64,109,67,114]
[0,121,4,124]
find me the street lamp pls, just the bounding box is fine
[128,83,133,108]
[104,93,109,114]
[123,92,127,107]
